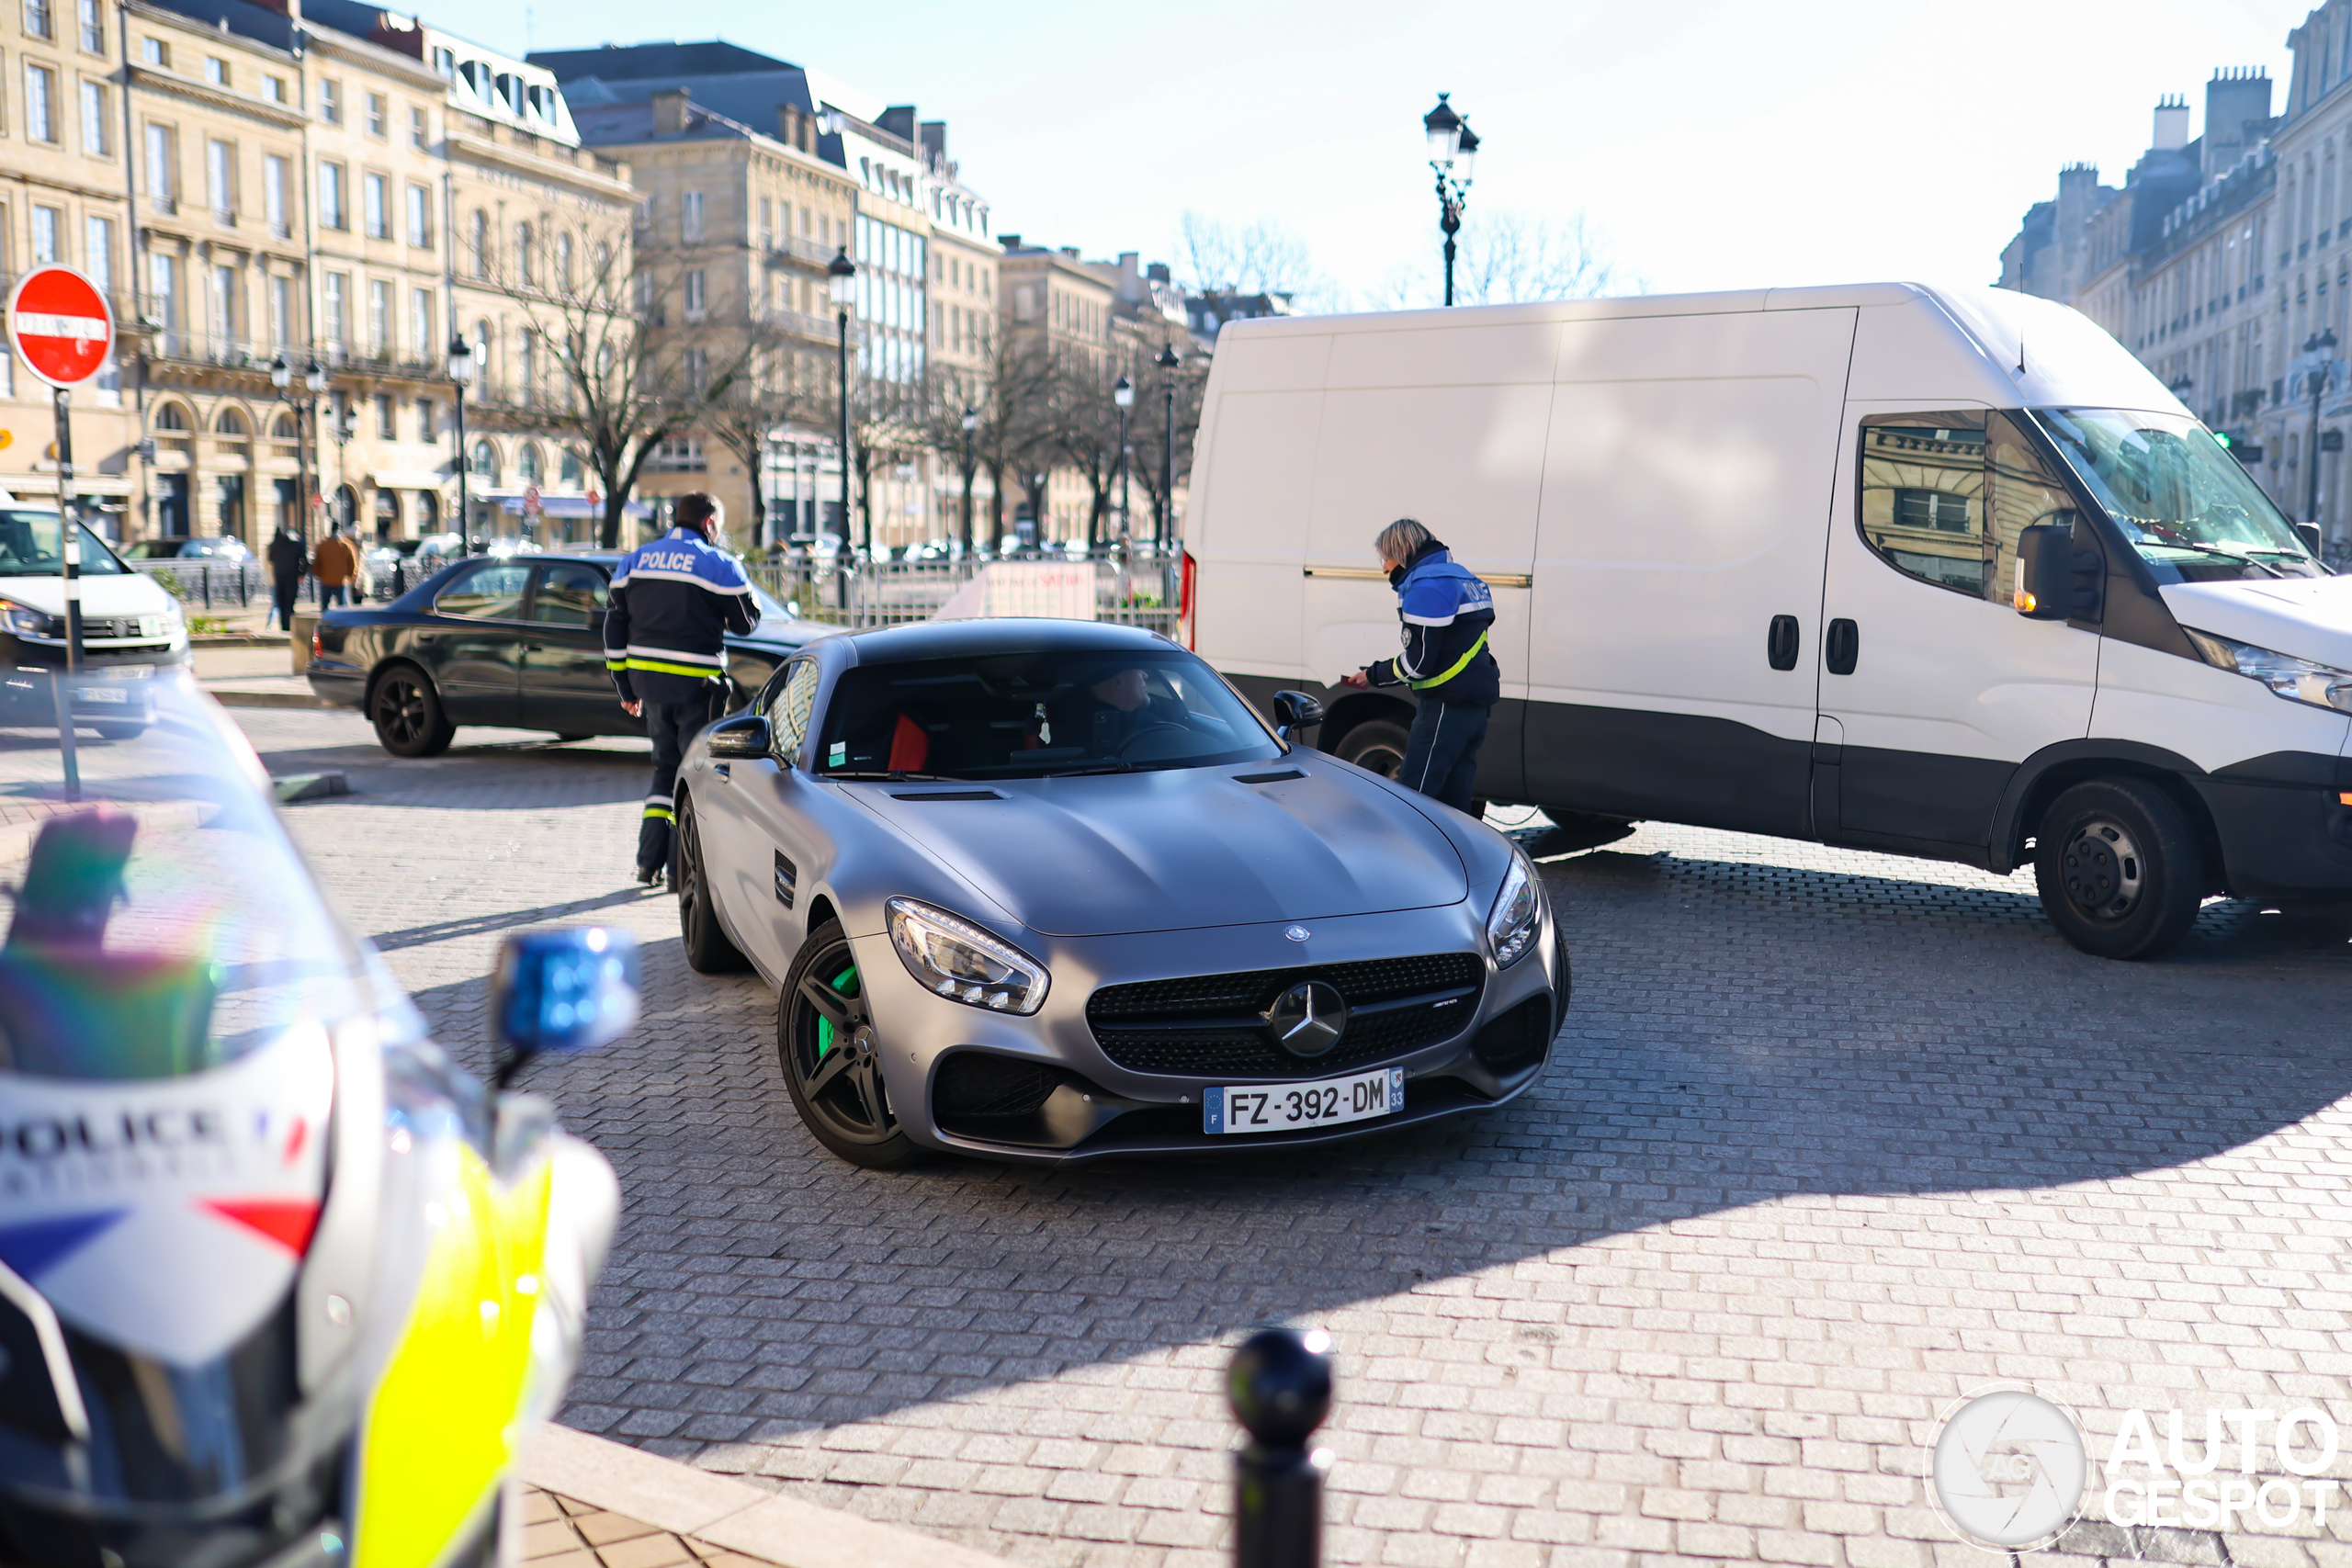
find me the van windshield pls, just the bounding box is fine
[2031,409,2324,580]
[0,511,130,576]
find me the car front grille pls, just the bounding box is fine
[1086,953,1484,1078]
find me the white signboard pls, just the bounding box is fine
[933,561,1097,622]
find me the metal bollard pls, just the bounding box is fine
[1227,1326,1333,1568]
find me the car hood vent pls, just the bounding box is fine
[890,788,1005,801]
[1231,768,1306,784]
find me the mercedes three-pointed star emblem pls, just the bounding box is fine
[1262,980,1349,1058]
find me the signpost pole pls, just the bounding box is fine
[50,384,81,800]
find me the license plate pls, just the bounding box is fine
[74,685,128,704]
[1205,1067,1404,1134]
[107,665,153,680]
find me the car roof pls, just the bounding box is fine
[835,617,1172,663]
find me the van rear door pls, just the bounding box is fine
[1521,306,1855,836]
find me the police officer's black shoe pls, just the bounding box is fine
[636,863,664,887]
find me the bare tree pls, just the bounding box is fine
[1128,353,1209,547]
[488,215,753,547]
[932,329,1059,552]
[1175,212,1336,310]
[1374,211,1634,310]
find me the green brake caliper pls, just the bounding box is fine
[813,964,860,1058]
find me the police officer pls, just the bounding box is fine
[1339,517,1498,816]
[605,491,758,884]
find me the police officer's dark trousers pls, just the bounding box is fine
[1396,700,1489,817]
[639,691,716,875]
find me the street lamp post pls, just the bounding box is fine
[447,334,476,552]
[1423,94,1480,307]
[829,247,858,599]
[2304,329,2337,524]
[329,400,356,536]
[268,355,329,546]
[959,404,978,558]
[1155,343,1180,552]
[1113,375,1135,555]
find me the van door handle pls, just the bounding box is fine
[1767,615,1800,671]
[1826,618,1860,676]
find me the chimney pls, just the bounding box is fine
[652,88,688,136]
[921,120,946,163]
[2204,67,2274,179]
[1147,262,1170,284]
[777,104,798,148]
[2153,93,2190,152]
[878,104,916,141]
[1000,233,1022,251]
[1059,245,1080,259]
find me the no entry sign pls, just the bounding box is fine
[6,265,114,387]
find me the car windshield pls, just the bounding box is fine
[0,510,130,576]
[2032,408,2324,579]
[0,673,371,1079]
[812,647,1280,778]
[750,581,795,620]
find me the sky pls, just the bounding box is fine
[481,0,2316,307]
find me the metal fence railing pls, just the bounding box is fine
[130,559,263,612]
[747,554,1182,636]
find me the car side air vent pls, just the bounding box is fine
[1232,769,1306,784]
[889,789,1004,801]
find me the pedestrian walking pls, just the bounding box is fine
[311,524,362,607]
[266,523,306,630]
[1339,517,1499,816]
[605,491,759,885]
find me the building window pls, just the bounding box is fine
[141,36,163,65]
[516,331,534,404]
[416,396,435,444]
[368,278,389,355]
[469,209,488,277]
[144,123,175,212]
[375,392,394,438]
[209,263,236,352]
[269,274,290,346]
[79,79,107,154]
[364,172,388,238]
[406,183,430,247]
[409,105,426,148]
[203,56,226,86]
[365,91,384,136]
[683,347,707,397]
[75,0,96,50]
[263,153,288,238]
[30,206,59,265]
[322,271,345,349]
[149,253,177,333]
[24,62,56,143]
[318,77,339,124]
[682,189,705,242]
[514,221,532,286]
[319,161,345,229]
[83,214,110,292]
[684,268,706,319]
[411,288,432,360]
[263,75,284,103]
[556,231,571,289]
[207,138,233,222]
[22,0,51,39]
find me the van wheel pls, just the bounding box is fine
[1334,718,1409,779]
[2033,779,2204,959]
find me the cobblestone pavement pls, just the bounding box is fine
[523,1488,776,1568]
[233,707,2352,1568]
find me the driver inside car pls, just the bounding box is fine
[1073,665,1193,754]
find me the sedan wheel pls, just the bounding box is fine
[676,794,749,973]
[370,666,455,758]
[777,919,923,1168]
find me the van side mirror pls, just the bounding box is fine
[2296,521,2324,559]
[491,927,640,1088]
[2013,524,2102,621]
[1272,689,1325,742]
[706,713,770,759]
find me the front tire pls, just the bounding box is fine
[1334,717,1409,779]
[676,794,749,973]
[92,720,147,741]
[777,919,923,1169]
[371,664,455,758]
[2033,778,2205,960]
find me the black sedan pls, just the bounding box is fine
[304,551,831,756]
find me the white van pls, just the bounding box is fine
[0,498,191,737]
[1183,282,2352,959]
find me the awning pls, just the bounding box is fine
[372,469,453,490]
[0,475,136,496]
[496,493,651,519]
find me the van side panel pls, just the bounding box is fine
[1191,389,1322,673]
[1521,308,1855,836]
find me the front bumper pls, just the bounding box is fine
[0,640,189,727]
[849,898,1566,1166]
[2191,750,2352,901]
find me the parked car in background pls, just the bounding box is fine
[305,550,831,756]
[122,535,252,562]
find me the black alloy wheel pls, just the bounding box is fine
[1334,717,1410,779]
[370,665,455,758]
[777,919,922,1168]
[675,794,749,973]
[2032,777,2205,960]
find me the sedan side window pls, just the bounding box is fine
[528,562,609,626]
[433,561,531,620]
[770,659,820,760]
[1857,412,1990,596]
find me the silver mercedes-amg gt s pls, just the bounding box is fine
[672,617,1566,1168]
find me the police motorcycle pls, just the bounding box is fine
[0,671,634,1568]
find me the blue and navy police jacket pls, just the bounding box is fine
[603,525,760,705]
[1365,539,1500,706]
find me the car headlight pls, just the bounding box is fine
[886,897,1050,1015]
[2186,628,2352,713]
[0,597,57,637]
[1486,849,1542,968]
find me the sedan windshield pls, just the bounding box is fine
[0,511,130,576]
[813,648,1280,778]
[2032,409,2324,579]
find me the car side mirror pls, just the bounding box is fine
[2013,523,2101,621]
[1272,689,1326,742]
[2296,521,2324,559]
[490,927,640,1089]
[706,713,770,759]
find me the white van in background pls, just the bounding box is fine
[1184,282,2352,959]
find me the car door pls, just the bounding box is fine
[1815,408,2101,850]
[705,657,826,978]
[422,560,532,726]
[518,561,630,735]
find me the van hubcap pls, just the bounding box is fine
[2061,818,2143,921]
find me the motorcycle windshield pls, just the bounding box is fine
[0,671,368,1079]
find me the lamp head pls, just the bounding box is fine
[303,360,328,393]
[1423,93,1462,164]
[447,334,475,384]
[269,354,291,390]
[828,248,857,307]
[961,405,978,432]
[1113,376,1135,409]
[1155,343,1181,370]
[1454,120,1480,185]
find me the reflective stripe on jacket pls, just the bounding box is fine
[1366,543,1500,706]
